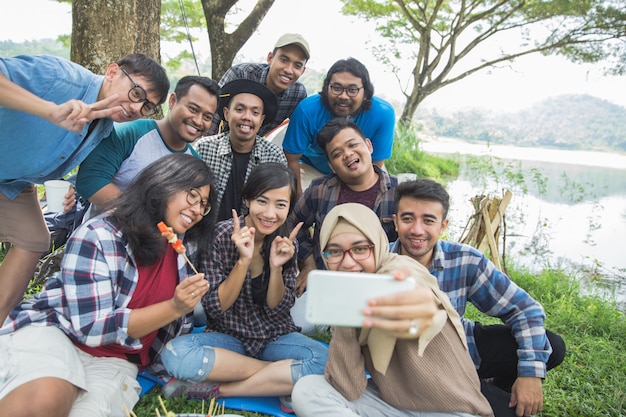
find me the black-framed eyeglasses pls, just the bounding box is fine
[322,244,374,264]
[329,83,364,98]
[186,188,212,216]
[120,67,158,116]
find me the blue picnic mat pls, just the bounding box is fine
[137,371,293,417]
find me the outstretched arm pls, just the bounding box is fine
[0,72,121,133]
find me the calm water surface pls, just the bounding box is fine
[419,137,626,310]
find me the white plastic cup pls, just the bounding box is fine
[44,180,71,213]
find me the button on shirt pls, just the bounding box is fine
[0,55,111,199]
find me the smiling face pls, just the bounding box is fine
[103,64,163,122]
[327,71,365,117]
[324,232,376,273]
[265,44,307,94]
[393,197,449,268]
[326,127,375,187]
[244,185,291,238]
[164,185,211,235]
[223,93,265,150]
[163,84,218,149]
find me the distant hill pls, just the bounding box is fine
[418,94,626,153]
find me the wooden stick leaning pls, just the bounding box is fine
[157,221,199,274]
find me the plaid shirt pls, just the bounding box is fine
[200,216,299,356]
[193,133,288,214]
[390,239,551,378]
[290,165,398,268]
[207,63,307,137]
[0,215,194,375]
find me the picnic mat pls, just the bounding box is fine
[137,371,294,417]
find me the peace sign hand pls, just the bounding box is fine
[50,94,123,132]
[231,209,255,261]
[269,222,303,269]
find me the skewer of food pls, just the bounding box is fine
[157,221,199,274]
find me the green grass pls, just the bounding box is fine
[128,265,626,417]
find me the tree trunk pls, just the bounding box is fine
[201,0,276,80]
[71,0,161,74]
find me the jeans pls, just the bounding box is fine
[162,331,328,383]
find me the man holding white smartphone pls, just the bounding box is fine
[390,179,566,417]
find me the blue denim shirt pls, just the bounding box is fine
[0,54,111,199]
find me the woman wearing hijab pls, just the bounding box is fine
[292,203,493,417]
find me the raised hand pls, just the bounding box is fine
[269,222,303,269]
[231,209,255,261]
[362,269,437,338]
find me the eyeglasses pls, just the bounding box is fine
[120,67,158,117]
[329,83,364,98]
[186,188,212,216]
[322,244,374,264]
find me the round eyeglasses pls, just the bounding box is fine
[121,67,158,117]
[186,188,212,216]
[322,244,374,264]
[329,83,364,98]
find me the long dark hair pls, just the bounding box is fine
[319,57,374,112]
[240,162,298,274]
[109,153,217,266]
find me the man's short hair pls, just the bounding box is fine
[117,54,169,105]
[316,117,367,156]
[320,57,374,112]
[395,179,450,219]
[174,76,220,100]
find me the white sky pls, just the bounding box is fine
[2,0,625,112]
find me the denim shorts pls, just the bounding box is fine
[162,331,328,383]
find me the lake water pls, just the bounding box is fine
[418,137,626,310]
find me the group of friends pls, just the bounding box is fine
[0,33,565,417]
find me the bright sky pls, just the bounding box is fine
[2,0,625,112]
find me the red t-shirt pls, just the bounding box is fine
[76,245,178,368]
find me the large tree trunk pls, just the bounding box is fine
[201,0,276,80]
[71,0,161,73]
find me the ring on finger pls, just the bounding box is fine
[408,319,419,336]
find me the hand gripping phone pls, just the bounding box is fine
[305,269,416,327]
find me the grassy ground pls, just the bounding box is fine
[130,265,626,417]
[2,244,625,416]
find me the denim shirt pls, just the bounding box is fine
[0,54,111,199]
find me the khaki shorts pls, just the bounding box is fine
[0,184,50,252]
[0,326,141,417]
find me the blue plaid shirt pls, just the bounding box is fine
[0,215,194,375]
[290,166,398,268]
[206,63,307,137]
[390,239,551,378]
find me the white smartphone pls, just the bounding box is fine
[305,269,416,327]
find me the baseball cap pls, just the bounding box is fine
[274,33,311,60]
[218,79,278,125]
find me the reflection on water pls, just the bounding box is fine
[420,138,626,310]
